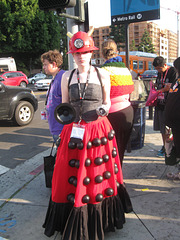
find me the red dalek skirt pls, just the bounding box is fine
[43,116,133,240]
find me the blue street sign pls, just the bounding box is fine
[111,0,160,25]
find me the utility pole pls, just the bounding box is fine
[66,1,88,70]
[66,8,79,70]
[38,0,88,70]
[177,12,180,57]
[161,6,180,57]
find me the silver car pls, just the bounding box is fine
[28,73,46,84]
[34,76,53,91]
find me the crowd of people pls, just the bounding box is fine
[41,28,180,239]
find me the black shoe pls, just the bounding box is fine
[158,146,165,154]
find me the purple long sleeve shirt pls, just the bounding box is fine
[46,70,65,136]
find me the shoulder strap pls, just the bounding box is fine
[94,67,103,87]
[68,67,103,87]
[50,142,55,155]
[68,69,76,88]
[94,67,104,101]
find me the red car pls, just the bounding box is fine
[0,71,29,87]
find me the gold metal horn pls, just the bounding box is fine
[67,32,73,38]
[87,26,94,36]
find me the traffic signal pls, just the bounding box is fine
[38,0,76,11]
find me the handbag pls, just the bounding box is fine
[43,143,56,188]
[145,81,159,106]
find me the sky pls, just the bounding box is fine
[88,0,180,33]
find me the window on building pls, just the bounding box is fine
[133,60,138,70]
[139,61,143,69]
[148,61,152,70]
[134,26,139,30]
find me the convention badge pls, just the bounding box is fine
[70,123,85,140]
[157,92,164,100]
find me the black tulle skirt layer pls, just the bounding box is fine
[43,184,133,240]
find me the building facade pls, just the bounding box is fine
[92,21,178,65]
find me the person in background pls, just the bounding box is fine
[152,56,176,157]
[101,39,134,165]
[43,29,133,240]
[41,50,65,143]
[165,57,180,179]
[136,72,141,80]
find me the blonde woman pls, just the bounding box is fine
[102,39,134,165]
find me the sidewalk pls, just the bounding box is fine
[0,118,180,240]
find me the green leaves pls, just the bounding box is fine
[0,0,67,71]
[138,29,155,53]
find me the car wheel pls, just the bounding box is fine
[14,101,34,126]
[20,81,27,88]
[31,79,35,84]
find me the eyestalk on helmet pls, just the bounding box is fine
[67,27,99,54]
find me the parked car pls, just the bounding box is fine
[35,75,53,91]
[0,82,38,126]
[28,73,46,84]
[140,70,158,80]
[0,71,28,88]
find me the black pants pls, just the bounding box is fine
[107,105,134,165]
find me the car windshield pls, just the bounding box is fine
[45,75,53,79]
[28,73,36,78]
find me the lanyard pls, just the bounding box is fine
[77,67,91,100]
[160,68,169,85]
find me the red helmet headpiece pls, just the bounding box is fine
[67,28,99,54]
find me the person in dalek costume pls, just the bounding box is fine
[43,27,133,240]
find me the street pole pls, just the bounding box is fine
[177,12,180,57]
[125,23,130,70]
[66,8,78,70]
[66,1,87,70]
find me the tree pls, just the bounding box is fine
[109,24,126,51]
[138,29,155,53]
[0,0,68,73]
[130,40,138,51]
